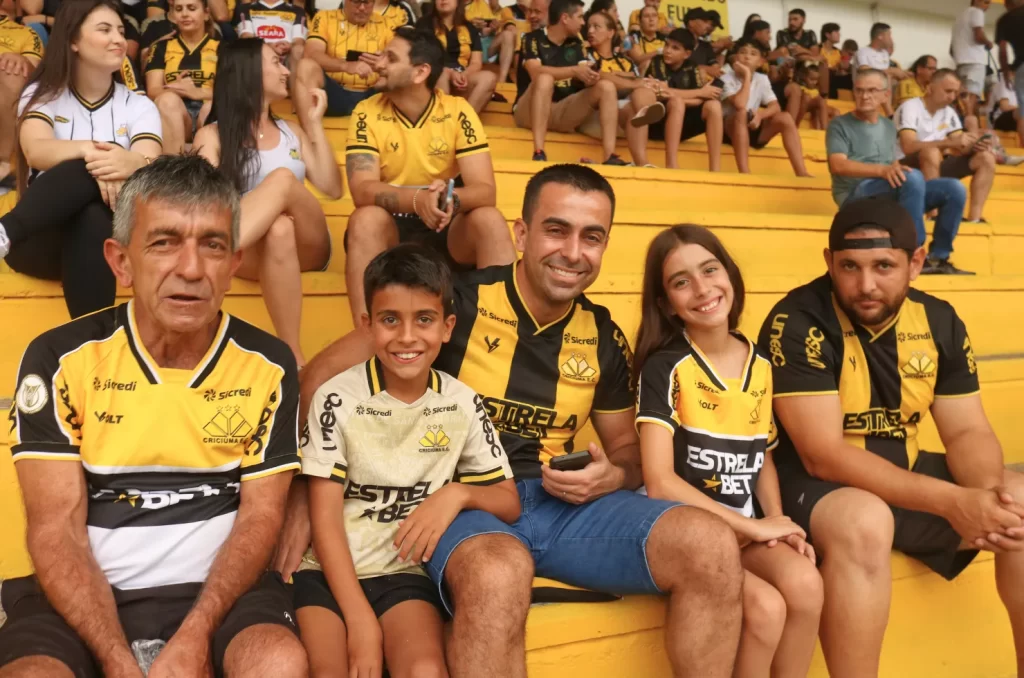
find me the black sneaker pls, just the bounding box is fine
[491,92,508,103]
[921,258,975,275]
[532,150,548,161]
[603,153,629,166]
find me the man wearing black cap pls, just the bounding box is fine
[704,10,732,54]
[757,197,1024,678]
[682,7,721,78]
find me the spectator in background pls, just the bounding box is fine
[741,12,761,40]
[830,38,858,95]
[513,0,627,164]
[584,9,667,168]
[372,0,417,32]
[236,0,307,67]
[704,10,731,56]
[344,27,515,323]
[496,0,530,59]
[786,59,835,130]
[818,21,840,97]
[0,0,162,317]
[195,39,342,367]
[640,27,723,171]
[145,0,219,153]
[747,19,787,63]
[682,7,719,79]
[952,0,993,120]
[586,0,624,43]
[895,54,936,108]
[775,8,817,60]
[293,0,393,122]
[627,0,668,35]
[467,0,517,87]
[0,8,43,182]
[525,0,545,30]
[990,74,1020,132]
[997,0,1024,147]
[896,68,996,225]
[627,5,664,74]
[826,69,970,275]
[420,0,498,113]
[722,39,810,177]
[853,23,909,115]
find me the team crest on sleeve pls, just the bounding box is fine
[16,374,48,414]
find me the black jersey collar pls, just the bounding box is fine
[829,288,905,343]
[681,329,757,393]
[365,355,442,396]
[392,91,437,128]
[177,33,211,54]
[71,82,115,111]
[121,300,232,386]
[505,261,577,336]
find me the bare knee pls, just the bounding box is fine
[773,558,825,618]
[665,97,684,113]
[296,57,323,85]
[814,490,894,575]
[394,657,448,678]
[533,73,555,94]
[265,215,298,257]
[345,206,395,249]
[1002,470,1024,504]
[776,111,796,128]
[0,656,76,678]
[703,98,722,119]
[224,625,309,678]
[743,581,787,646]
[919,146,943,165]
[976,150,997,170]
[649,506,743,595]
[446,534,533,626]
[155,91,184,115]
[309,665,347,678]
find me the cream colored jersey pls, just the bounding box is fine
[301,357,513,579]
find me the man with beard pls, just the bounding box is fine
[282,164,745,678]
[757,197,1024,678]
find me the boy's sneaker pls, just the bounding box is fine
[921,257,974,275]
[603,154,629,166]
[532,150,548,161]
[1005,155,1024,167]
[630,102,666,127]
[0,222,9,259]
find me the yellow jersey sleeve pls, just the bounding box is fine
[347,97,381,156]
[19,26,43,60]
[308,11,330,44]
[453,98,489,158]
[10,333,84,462]
[465,0,498,22]
[239,360,301,481]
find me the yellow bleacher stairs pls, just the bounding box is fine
[2,83,1023,676]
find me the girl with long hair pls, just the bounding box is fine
[194,38,341,367]
[418,0,497,113]
[586,0,625,44]
[145,0,218,153]
[584,11,664,167]
[633,225,824,678]
[0,0,162,319]
[627,5,664,74]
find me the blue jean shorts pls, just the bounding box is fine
[423,478,680,614]
[323,74,378,117]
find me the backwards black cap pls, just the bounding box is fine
[683,7,709,23]
[828,196,919,253]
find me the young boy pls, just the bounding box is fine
[637,28,723,171]
[721,38,810,176]
[294,245,519,677]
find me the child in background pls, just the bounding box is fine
[785,60,837,130]
[633,225,823,678]
[721,38,810,176]
[295,245,519,678]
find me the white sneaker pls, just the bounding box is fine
[0,222,9,259]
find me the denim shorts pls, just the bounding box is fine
[323,75,378,117]
[423,478,680,614]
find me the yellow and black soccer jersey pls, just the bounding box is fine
[346,89,489,186]
[117,55,144,93]
[464,0,498,22]
[628,8,669,33]
[308,10,393,90]
[636,333,777,518]
[648,54,703,90]
[757,274,980,472]
[433,263,635,478]
[236,0,307,44]
[300,357,512,579]
[374,0,415,32]
[0,16,42,60]
[516,28,587,103]
[145,34,220,90]
[586,48,638,75]
[631,32,665,58]
[8,302,300,593]
[433,22,482,70]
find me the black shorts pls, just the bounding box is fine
[292,570,445,620]
[0,572,298,677]
[724,114,770,150]
[341,213,454,260]
[778,451,980,580]
[648,105,707,142]
[993,114,1018,132]
[901,151,974,179]
[184,98,204,134]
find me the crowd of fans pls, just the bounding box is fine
[1,0,1024,675]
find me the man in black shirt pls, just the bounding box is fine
[776,8,818,59]
[996,0,1024,145]
[512,0,627,164]
[681,7,720,79]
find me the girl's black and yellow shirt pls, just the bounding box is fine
[145,34,220,91]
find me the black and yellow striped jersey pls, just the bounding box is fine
[145,34,220,90]
[118,56,144,93]
[8,302,300,594]
[431,22,481,69]
[628,8,670,33]
[516,28,587,103]
[0,16,42,60]
[346,89,489,186]
[300,357,512,579]
[586,48,638,75]
[372,0,415,32]
[757,274,980,472]
[648,54,704,90]
[636,333,778,518]
[631,31,664,56]
[433,263,635,478]
[464,0,498,21]
[308,10,393,90]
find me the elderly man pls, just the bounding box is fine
[0,155,306,678]
[895,67,996,224]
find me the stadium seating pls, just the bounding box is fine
[2,85,1023,676]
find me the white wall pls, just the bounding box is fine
[614,0,1008,70]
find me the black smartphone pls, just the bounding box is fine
[346,50,365,62]
[549,450,593,472]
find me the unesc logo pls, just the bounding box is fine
[203,406,253,443]
[900,352,936,379]
[561,353,597,382]
[419,426,451,453]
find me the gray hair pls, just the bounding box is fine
[112,153,241,252]
[854,67,890,90]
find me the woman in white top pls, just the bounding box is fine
[0,0,162,318]
[195,38,341,367]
